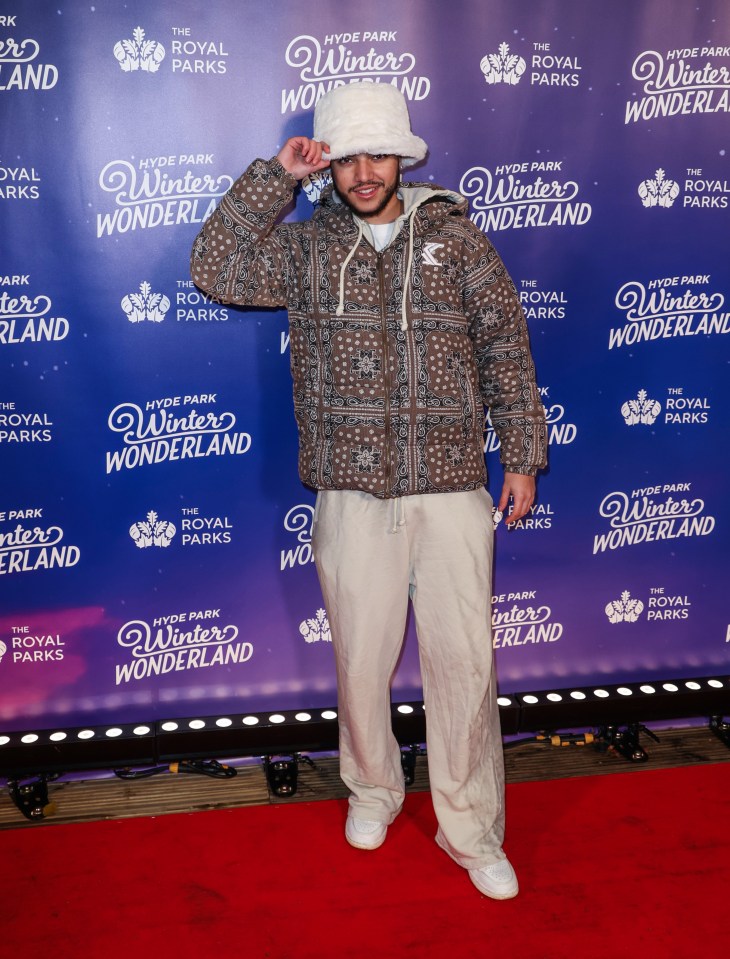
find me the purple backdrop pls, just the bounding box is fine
[1,0,728,734]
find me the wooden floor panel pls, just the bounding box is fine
[1,726,728,829]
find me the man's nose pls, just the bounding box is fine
[353,156,375,181]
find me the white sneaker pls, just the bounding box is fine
[468,858,519,899]
[345,816,387,850]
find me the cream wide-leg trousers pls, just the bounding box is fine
[312,487,506,869]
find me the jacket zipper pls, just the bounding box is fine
[378,252,393,494]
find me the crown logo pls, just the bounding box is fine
[299,608,331,644]
[113,27,166,73]
[121,282,170,323]
[638,169,679,208]
[130,511,176,549]
[605,590,644,624]
[302,170,332,206]
[0,639,6,665]
[621,389,661,426]
[480,43,526,85]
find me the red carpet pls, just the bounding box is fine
[2,764,728,959]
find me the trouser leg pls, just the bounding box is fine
[312,490,409,823]
[408,488,506,869]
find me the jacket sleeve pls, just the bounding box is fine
[190,157,297,307]
[462,231,548,476]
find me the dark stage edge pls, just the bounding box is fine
[1,725,728,829]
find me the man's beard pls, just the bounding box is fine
[335,176,400,220]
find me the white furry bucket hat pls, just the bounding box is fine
[313,82,428,167]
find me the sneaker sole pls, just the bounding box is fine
[469,872,519,900]
[345,832,387,851]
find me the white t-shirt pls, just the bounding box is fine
[369,221,396,252]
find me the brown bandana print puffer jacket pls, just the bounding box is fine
[191,157,547,498]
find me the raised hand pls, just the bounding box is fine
[276,136,331,181]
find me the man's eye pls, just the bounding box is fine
[370,154,387,161]
[337,156,354,165]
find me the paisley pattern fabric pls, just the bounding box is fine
[191,157,547,497]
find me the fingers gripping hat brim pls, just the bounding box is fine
[313,82,428,168]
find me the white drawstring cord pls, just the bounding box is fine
[336,220,364,317]
[390,496,406,534]
[400,209,418,332]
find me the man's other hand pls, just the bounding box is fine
[277,137,331,181]
[498,472,536,526]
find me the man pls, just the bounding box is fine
[191,82,547,899]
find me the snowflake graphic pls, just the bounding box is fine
[350,444,381,473]
[299,608,332,643]
[621,390,661,426]
[129,511,176,549]
[348,259,376,285]
[480,43,527,85]
[350,349,382,380]
[638,169,680,208]
[605,591,645,624]
[113,27,166,73]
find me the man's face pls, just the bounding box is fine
[330,153,402,223]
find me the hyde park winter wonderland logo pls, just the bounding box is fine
[625,45,730,123]
[96,155,232,238]
[608,275,729,349]
[460,161,591,232]
[115,610,252,685]
[281,30,431,114]
[0,29,58,90]
[592,483,715,554]
[0,507,80,575]
[105,394,251,473]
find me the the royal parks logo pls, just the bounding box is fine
[3,625,65,665]
[281,30,431,114]
[0,19,59,91]
[299,608,331,644]
[609,274,729,349]
[0,402,53,443]
[593,482,715,554]
[491,589,563,649]
[605,587,691,623]
[115,608,251,685]
[460,159,591,232]
[621,387,710,427]
[0,507,80,575]
[122,282,170,323]
[0,163,40,200]
[113,24,230,76]
[105,393,252,473]
[621,390,661,426]
[480,40,582,88]
[480,43,526,85]
[519,280,568,320]
[625,45,730,124]
[113,27,166,73]
[96,154,232,238]
[129,511,176,549]
[638,168,679,208]
[605,591,644,624]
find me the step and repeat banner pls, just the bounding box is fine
[1,0,728,732]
